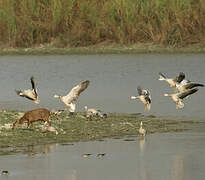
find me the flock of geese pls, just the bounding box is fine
[15,77,90,113]
[130,72,204,111]
[14,72,204,136]
[15,72,204,114]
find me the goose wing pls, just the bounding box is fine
[183,82,204,89]
[63,80,90,103]
[178,88,198,99]
[137,86,145,95]
[15,89,36,101]
[137,86,144,95]
[174,72,185,83]
[158,72,166,79]
[145,95,151,104]
[30,76,38,96]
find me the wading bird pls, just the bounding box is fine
[15,76,40,104]
[54,80,90,112]
[130,86,151,112]
[139,121,146,136]
[164,88,198,109]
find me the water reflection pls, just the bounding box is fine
[139,137,146,153]
[139,136,148,180]
[64,170,77,180]
[171,155,184,180]
[0,132,205,180]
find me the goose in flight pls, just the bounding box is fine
[16,76,40,104]
[164,88,198,109]
[139,121,146,136]
[54,80,90,112]
[176,79,204,93]
[158,72,185,90]
[130,86,151,112]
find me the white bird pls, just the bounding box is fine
[84,106,98,118]
[176,79,204,93]
[139,121,146,136]
[84,106,107,118]
[158,72,185,90]
[164,88,198,109]
[54,80,90,112]
[16,76,40,104]
[130,86,151,112]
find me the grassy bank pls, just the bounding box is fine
[0,0,205,49]
[0,110,201,155]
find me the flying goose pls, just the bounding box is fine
[139,121,146,136]
[54,80,90,112]
[130,86,151,112]
[164,88,198,109]
[16,76,40,104]
[158,72,185,90]
[176,79,204,93]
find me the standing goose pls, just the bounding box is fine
[84,106,98,118]
[54,80,90,112]
[84,106,107,118]
[130,86,151,112]
[164,88,198,109]
[158,72,185,90]
[16,76,40,104]
[139,121,146,136]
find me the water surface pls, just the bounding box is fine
[0,54,204,119]
[0,131,205,180]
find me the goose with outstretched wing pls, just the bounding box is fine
[16,76,40,104]
[176,79,204,93]
[54,80,90,112]
[164,88,198,109]
[130,86,151,112]
[158,72,185,90]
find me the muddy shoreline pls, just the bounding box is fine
[0,110,203,155]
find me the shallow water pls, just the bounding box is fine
[0,54,204,119]
[0,131,205,180]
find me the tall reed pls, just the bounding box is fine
[0,0,204,47]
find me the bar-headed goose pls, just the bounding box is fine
[84,106,107,118]
[16,76,40,104]
[176,79,204,93]
[164,88,198,109]
[139,121,146,136]
[158,72,185,90]
[130,86,151,112]
[54,80,90,112]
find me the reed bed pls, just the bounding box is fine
[0,0,204,48]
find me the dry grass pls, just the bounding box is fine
[0,0,205,48]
